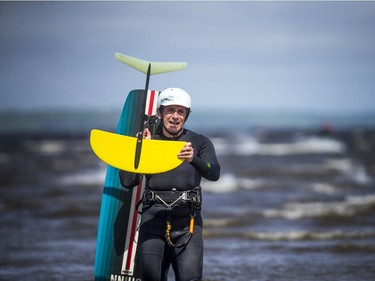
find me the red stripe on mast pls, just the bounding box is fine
[147,90,156,116]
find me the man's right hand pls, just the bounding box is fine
[143,128,151,139]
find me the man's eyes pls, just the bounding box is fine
[167,108,185,115]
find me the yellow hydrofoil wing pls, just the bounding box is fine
[90,129,186,174]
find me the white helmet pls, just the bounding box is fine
[157,87,191,109]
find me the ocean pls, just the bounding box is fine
[0,110,374,281]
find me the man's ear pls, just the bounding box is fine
[157,106,163,119]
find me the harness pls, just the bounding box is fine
[139,187,202,248]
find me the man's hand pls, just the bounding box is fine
[178,142,194,163]
[143,128,151,139]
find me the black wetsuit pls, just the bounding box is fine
[120,128,220,281]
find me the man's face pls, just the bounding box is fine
[159,105,188,136]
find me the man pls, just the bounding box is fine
[120,87,220,281]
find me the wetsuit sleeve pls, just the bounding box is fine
[119,170,142,189]
[190,135,220,181]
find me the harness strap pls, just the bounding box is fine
[140,187,202,210]
[155,193,185,210]
[138,187,201,248]
[165,212,195,248]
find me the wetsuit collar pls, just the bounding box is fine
[162,125,184,140]
[161,128,186,140]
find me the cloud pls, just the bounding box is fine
[0,1,375,113]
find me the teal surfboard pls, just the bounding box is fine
[94,89,147,281]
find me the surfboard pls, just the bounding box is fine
[93,89,147,281]
[93,54,187,281]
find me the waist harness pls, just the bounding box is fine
[138,187,202,248]
[142,187,201,209]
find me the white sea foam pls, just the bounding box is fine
[216,135,346,156]
[26,140,67,155]
[241,136,346,156]
[204,228,375,241]
[323,158,353,172]
[59,168,106,186]
[210,137,228,156]
[201,173,268,193]
[310,182,341,195]
[202,173,238,193]
[243,230,375,241]
[323,158,372,185]
[263,194,375,219]
[350,166,372,185]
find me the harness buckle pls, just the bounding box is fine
[181,191,188,201]
[144,190,156,202]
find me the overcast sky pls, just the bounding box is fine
[1,1,375,114]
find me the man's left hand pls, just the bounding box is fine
[178,142,194,163]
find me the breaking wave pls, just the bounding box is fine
[204,229,375,241]
[59,168,106,186]
[213,135,346,156]
[263,194,375,219]
[201,173,269,193]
